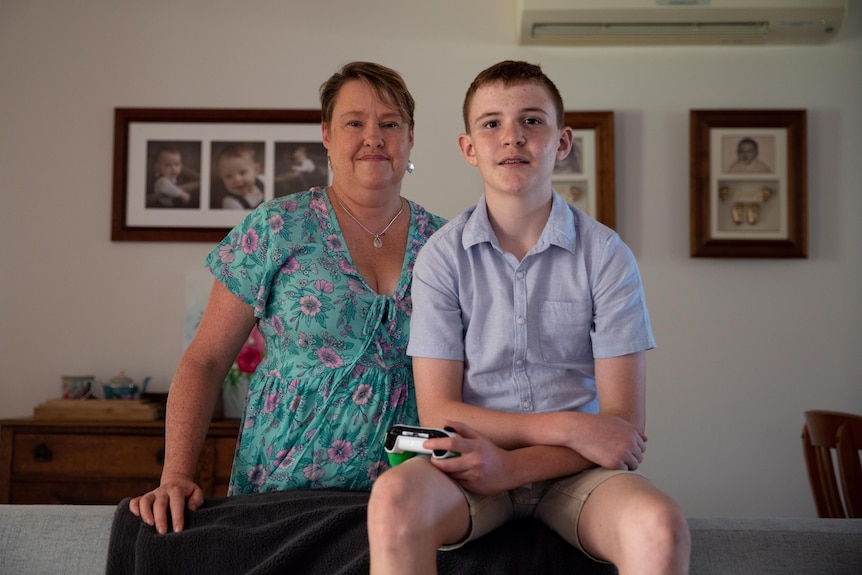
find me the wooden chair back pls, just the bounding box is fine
[802,410,862,518]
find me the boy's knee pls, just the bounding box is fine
[370,467,410,513]
[369,463,434,527]
[628,497,691,559]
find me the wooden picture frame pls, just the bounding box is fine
[111,108,325,242]
[690,109,807,258]
[556,111,615,229]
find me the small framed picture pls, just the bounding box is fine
[555,111,615,229]
[111,108,326,242]
[690,109,807,258]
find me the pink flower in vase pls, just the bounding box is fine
[236,326,265,374]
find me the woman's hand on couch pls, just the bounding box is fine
[129,473,205,534]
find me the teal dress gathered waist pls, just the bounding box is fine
[204,187,446,493]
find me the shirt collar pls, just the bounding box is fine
[461,191,578,254]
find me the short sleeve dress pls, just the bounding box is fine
[204,187,446,494]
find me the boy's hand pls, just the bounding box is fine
[424,421,517,495]
[562,413,647,471]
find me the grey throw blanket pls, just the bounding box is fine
[106,489,615,574]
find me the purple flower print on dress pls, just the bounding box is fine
[254,284,268,316]
[219,244,235,264]
[325,234,344,251]
[288,395,302,413]
[280,199,297,213]
[348,278,367,295]
[374,353,389,369]
[327,439,354,464]
[263,391,280,413]
[389,384,408,408]
[241,228,259,255]
[352,384,373,406]
[274,447,298,469]
[303,463,325,481]
[269,315,284,337]
[300,295,322,317]
[351,364,367,379]
[339,259,358,276]
[314,279,335,294]
[378,340,394,357]
[317,347,344,369]
[367,460,388,481]
[309,196,327,214]
[280,255,300,275]
[247,465,266,486]
[268,214,284,234]
[396,296,412,315]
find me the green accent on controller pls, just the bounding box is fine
[387,451,417,467]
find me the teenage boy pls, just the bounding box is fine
[368,61,691,574]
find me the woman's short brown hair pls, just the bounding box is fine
[320,62,415,128]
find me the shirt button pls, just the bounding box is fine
[516,359,524,366]
[516,272,525,280]
[522,401,531,409]
[516,317,525,325]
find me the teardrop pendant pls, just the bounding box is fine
[373,236,384,249]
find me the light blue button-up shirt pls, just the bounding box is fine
[407,192,655,415]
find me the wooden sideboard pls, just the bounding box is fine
[0,418,240,505]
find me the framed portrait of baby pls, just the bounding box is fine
[554,111,615,230]
[689,109,807,258]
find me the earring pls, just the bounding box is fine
[327,156,332,171]
[406,160,415,174]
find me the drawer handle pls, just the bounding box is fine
[33,443,53,462]
[156,447,165,466]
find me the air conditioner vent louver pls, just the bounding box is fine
[518,0,845,46]
[532,22,771,39]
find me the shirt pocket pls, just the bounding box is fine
[538,300,593,364]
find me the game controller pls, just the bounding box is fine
[384,424,460,466]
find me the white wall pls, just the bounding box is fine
[1,0,860,518]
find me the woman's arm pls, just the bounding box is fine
[130,280,257,533]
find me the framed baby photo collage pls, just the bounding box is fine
[111,108,328,242]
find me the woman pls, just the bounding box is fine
[130,62,446,534]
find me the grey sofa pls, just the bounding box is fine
[1,502,861,574]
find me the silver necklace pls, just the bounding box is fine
[330,188,405,249]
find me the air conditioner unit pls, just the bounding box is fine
[518,0,846,46]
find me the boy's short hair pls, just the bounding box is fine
[462,60,565,132]
[320,61,415,129]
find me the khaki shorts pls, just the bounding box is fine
[440,467,630,559]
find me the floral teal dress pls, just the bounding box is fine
[205,187,446,494]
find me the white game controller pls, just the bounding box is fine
[384,424,460,466]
